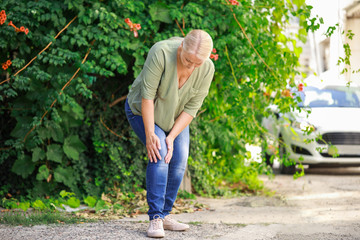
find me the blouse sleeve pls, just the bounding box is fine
[141,44,165,100]
[183,65,215,118]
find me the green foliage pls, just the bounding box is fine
[1,190,84,213]
[66,197,81,208]
[32,199,47,210]
[0,210,95,226]
[59,190,81,208]
[84,195,97,208]
[177,190,196,200]
[0,0,313,201]
[11,155,35,178]
[184,0,312,195]
[95,199,110,212]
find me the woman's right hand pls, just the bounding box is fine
[146,132,161,163]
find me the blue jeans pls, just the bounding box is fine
[125,99,189,220]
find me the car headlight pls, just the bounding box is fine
[292,121,316,132]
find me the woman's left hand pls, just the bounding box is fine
[165,136,174,164]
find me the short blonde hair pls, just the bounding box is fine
[183,30,213,60]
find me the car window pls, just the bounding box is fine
[295,86,360,108]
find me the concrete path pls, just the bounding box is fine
[1,167,360,239]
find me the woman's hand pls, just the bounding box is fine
[146,132,161,163]
[165,136,174,164]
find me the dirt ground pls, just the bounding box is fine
[1,166,360,239]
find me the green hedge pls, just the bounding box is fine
[0,0,311,199]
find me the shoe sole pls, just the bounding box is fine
[147,233,165,238]
[163,225,189,231]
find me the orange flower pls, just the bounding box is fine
[7,21,28,34]
[6,60,11,66]
[281,89,291,97]
[210,54,219,61]
[125,18,141,37]
[2,63,7,70]
[212,48,217,53]
[8,20,18,31]
[135,23,141,30]
[229,0,239,5]
[0,10,6,24]
[298,83,304,92]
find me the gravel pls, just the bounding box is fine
[0,221,242,240]
[1,220,360,240]
[2,167,360,240]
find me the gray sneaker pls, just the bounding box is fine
[147,215,165,238]
[163,215,190,231]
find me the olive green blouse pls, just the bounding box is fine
[127,39,215,132]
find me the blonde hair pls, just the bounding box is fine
[182,30,213,60]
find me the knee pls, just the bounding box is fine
[147,146,168,165]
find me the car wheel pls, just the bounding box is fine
[264,153,273,167]
[279,137,296,175]
[260,140,273,167]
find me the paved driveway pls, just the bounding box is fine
[1,167,360,239]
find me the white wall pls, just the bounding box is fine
[345,17,360,84]
[304,0,358,84]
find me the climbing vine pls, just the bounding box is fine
[0,0,314,202]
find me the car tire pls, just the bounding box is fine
[279,137,296,175]
[260,135,273,167]
[264,153,273,167]
[279,162,296,174]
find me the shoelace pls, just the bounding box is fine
[152,218,163,230]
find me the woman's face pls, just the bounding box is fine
[179,47,204,69]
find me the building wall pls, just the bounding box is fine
[345,16,360,85]
[303,0,359,85]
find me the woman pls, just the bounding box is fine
[125,29,214,238]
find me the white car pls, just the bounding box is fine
[262,83,360,173]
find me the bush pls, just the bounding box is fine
[0,0,311,200]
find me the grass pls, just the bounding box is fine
[188,221,203,226]
[224,223,247,227]
[0,210,97,226]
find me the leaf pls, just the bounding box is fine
[60,190,75,198]
[149,2,172,24]
[32,147,45,162]
[84,196,97,208]
[36,165,50,181]
[32,199,47,210]
[290,127,298,136]
[62,103,84,120]
[54,167,76,188]
[37,127,51,140]
[293,0,305,8]
[46,144,63,163]
[67,197,81,208]
[17,202,31,212]
[63,135,87,160]
[328,145,339,157]
[95,199,109,212]
[48,122,64,143]
[10,117,32,139]
[11,155,35,178]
